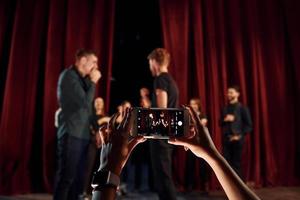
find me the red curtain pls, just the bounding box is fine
[0,0,115,195]
[160,0,300,188]
[1,0,300,196]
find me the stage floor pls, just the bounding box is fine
[0,187,299,200]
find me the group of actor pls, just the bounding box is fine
[53,48,252,200]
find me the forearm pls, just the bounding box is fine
[156,89,167,108]
[204,151,260,200]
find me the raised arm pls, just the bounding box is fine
[168,106,260,200]
[91,109,146,200]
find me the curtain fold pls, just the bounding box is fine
[0,0,299,195]
[159,0,299,188]
[0,0,115,194]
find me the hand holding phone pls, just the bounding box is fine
[130,107,190,139]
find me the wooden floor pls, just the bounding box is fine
[0,187,299,200]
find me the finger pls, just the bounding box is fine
[120,107,130,130]
[109,113,119,131]
[186,106,202,132]
[187,127,196,139]
[99,126,108,144]
[123,108,132,133]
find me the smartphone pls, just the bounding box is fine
[130,107,190,139]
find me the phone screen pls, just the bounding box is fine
[134,108,187,138]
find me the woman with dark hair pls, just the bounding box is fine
[81,97,110,200]
[185,98,210,193]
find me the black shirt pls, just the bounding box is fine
[220,102,253,137]
[152,72,179,108]
[90,114,104,133]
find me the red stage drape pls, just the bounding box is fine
[1,0,299,196]
[160,0,300,189]
[0,0,115,194]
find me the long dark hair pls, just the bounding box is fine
[190,97,202,113]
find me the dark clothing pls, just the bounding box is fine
[82,138,100,195]
[152,72,179,108]
[90,114,104,131]
[54,134,89,200]
[150,72,178,200]
[223,137,245,177]
[185,151,210,190]
[220,102,252,137]
[82,114,106,195]
[54,66,96,200]
[150,141,177,200]
[220,102,252,177]
[185,114,210,190]
[57,66,95,140]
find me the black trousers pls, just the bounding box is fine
[82,138,100,195]
[185,151,209,189]
[54,134,89,200]
[223,136,245,178]
[149,140,177,200]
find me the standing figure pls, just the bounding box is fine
[185,98,210,193]
[81,97,110,199]
[220,86,253,178]
[54,49,101,200]
[147,48,178,200]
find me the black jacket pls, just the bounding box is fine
[57,66,95,139]
[220,102,253,137]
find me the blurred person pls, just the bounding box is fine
[189,98,207,126]
[220,85,252,178]
[81,97,110,200]
[185,98,210,193]
[147,48,178,200]
[54,49,101,200]
[115,100,132,195]
[125,89,152,193]
[90,97,110,141]
[140,87,151,108]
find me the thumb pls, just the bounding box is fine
[168,137,190,147]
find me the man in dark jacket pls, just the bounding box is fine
[54,49,101,200]
[220,85,252,178]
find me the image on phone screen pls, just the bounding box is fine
[132,108,188,139]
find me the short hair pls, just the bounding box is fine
[228,85,240,93]
[147,48,170,66]
[75,49,97,60]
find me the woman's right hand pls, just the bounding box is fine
[168,105,217,159]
